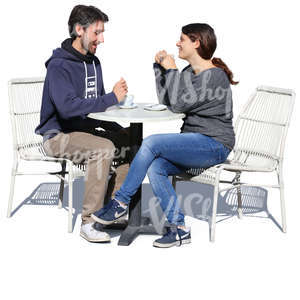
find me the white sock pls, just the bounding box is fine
[115,199,127,209]
[178,225,190,232]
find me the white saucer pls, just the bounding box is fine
[118,103,138,109]
[144,104,167,111]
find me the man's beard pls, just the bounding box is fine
[81,34,92,54]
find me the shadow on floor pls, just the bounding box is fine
[11,177,283,235]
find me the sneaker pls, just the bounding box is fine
[91,199,128,225]
[91,199,115,222]
[153,227,191,248]
[80,222,111,243]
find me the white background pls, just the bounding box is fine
[0,0,299,299]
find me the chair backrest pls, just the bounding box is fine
[8,77,46,159]
[232,86,295,170]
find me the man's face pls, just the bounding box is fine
[81,20,105,54]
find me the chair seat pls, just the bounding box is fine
[176,166,219,185]
[221,160,276,172]
[20,144,121,179]
[175,159,276,186]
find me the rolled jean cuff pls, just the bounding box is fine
[114,191,131,205]
[168,214,185,226]
[169,220,185,227]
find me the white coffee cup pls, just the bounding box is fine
[122,94,134,106]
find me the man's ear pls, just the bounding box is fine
[75,24,84,37]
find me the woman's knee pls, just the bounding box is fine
[142,134,162,153]
[147,158,168,177]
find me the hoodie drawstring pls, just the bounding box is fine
[83,62,88,99]
[93,61,98,98]
[83,61,98,99]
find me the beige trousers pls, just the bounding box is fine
[43,130,129,224]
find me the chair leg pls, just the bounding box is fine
[68,162,74,233]
[58,161,66,209]
[210,183,219,242]
[237,186,243,219]
[172,176,177,190]
[277,165,287,233]
[236,172,243,219]
[7,159,19,217]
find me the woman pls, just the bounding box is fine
[92,23,238,247]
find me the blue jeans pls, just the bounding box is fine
[114,133,231,226]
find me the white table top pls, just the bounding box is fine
[88,103,185,123]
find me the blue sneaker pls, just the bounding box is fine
[91,200,115,223]
[92,199,128,225]
[153,227,191,248]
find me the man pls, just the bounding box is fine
[35,5,130,242]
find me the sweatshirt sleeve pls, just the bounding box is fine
[163,69,201,113]
[48,65,118,120]
[154,63,207,113]
[97,63,123,132]
[153,63,171,106]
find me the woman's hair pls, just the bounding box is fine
[182,23,238,85]
[68,5,109,39]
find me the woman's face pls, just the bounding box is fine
[176,33,198,60]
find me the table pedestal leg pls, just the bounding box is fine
[118,123,142,246]
[118,123,167,246]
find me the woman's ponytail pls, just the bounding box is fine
[182,23,239,85]
[212,57,239,85]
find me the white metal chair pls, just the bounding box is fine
[173,85,295,242]
[7,77,113,233]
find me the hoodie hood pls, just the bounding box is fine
[45,38,100,67]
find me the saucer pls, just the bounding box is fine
[144,104,167,111]
[118,103,138,109]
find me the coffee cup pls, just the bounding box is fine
[122,94,134,106]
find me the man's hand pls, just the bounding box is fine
[113,78,128,102]
[155,50,177,70]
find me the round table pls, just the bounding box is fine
[88,102,185,123]
[88,103,185,246]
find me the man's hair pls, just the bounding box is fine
[68,5,109,38]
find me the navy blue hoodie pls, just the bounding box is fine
[35,38,122,141]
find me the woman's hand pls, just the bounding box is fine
[155,50,167,64]
[155,50,177,70]
[160,54,177,70]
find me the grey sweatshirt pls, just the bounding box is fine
[154,63,235,150]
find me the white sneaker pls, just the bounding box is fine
[80,222,111,243]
